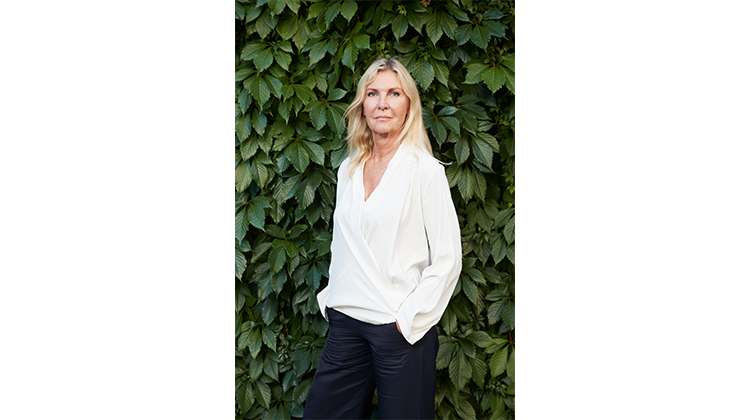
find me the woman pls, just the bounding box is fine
[302,58,462,420]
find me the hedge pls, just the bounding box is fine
[235,0,515,418]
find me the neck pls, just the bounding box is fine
[371,132,402,162]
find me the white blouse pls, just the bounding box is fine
[316,142,462,345]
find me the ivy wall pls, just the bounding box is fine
[235,0,515,418]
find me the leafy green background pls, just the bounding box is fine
[235,0,515,418]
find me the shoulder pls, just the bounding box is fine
[412,149,445,178]
[337,157,352,180]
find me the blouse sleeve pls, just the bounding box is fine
[395,161,462,344]
[315,158,350,321]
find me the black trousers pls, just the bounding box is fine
[303,308,439,420]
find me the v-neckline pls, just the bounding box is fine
[361,142,406,203]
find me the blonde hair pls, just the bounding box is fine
[344,57,433,178]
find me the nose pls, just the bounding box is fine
[377,94,389,110]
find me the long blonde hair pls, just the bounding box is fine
[344,58,433,178]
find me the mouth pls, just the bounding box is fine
[374,116,392,120]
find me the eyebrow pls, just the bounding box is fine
[365,87,403,92]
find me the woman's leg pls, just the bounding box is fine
[367,324,439,420]
[302,309,377,420]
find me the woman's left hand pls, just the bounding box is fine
[396,320,402,334]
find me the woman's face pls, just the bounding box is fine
[362,70,410,139]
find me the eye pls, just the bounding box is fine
[367,92,376,97]
[390,92,400,96]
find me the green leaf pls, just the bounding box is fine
[252,109,267,136]
[472,136,494,168]
[455,137,470,164]
[285,0,301,14]
[432,58,449,86]
[454,395,476,420]
[328,88,347,101]
[242,381,255,411]
[307,101,328,130]
[406,10,424,31]
[323,1,341,28]
[474,171,486,202]
[272,49,292,71]
[292,84,314,103]
[494,207,515,228]
[436,339,455,370]
[292,346,314,375]
[506,243,515,265]
[248,329,262,358]
[445,2,470,22]
[261,326,277,352]
[464,267,486,285]
[456,166,476,201]
[296,181,315,209]
[465,63,488,84]
[487,300,503,325]
[307,2,326,19]
[507,348,515,381]
[239,89,251,115]
[437,105,458,117]
[442,116,460,135]
[277,15,299,40]
[245,197,269,230]
[470,24,492,49]
[255,380,271,408]
[247,76,271,106]
[500,300,514,330]
[265,75,283,99]
[462,276,478,304]
[235,68,253,82]
[483,9,505,20]
[235,249,247,279]
[328,103,347,136]
[341,41,357,71]
[236,209,249,241]
[501,65,515,94]
[433,120,447,144]
[438,12,458,39]
[425,12,442,45]
[303,141,325,165]
[256,12,278,39]
[237,330,253,350]
[467,331,494,348]
[485,20,506,39]
[244,4,262,22]
[392,14,408,39]
[235,161,253,193]
[413,58,434,89]
[284,141,311,173]
[340,0,357,22]
[481,65,506,93]
[293,378,313,405]
[352,34,370,49]
[504,216,515,244]
[268,0,286,15]
[455,24,471,46]
[448,350,472,390]
[235,1,245,20]
[240,40,267,61]
[470,356,488,387]
[489,345,509,377]
[269,246,287,274]
[491,235,507,263]
[307,41,328,65]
